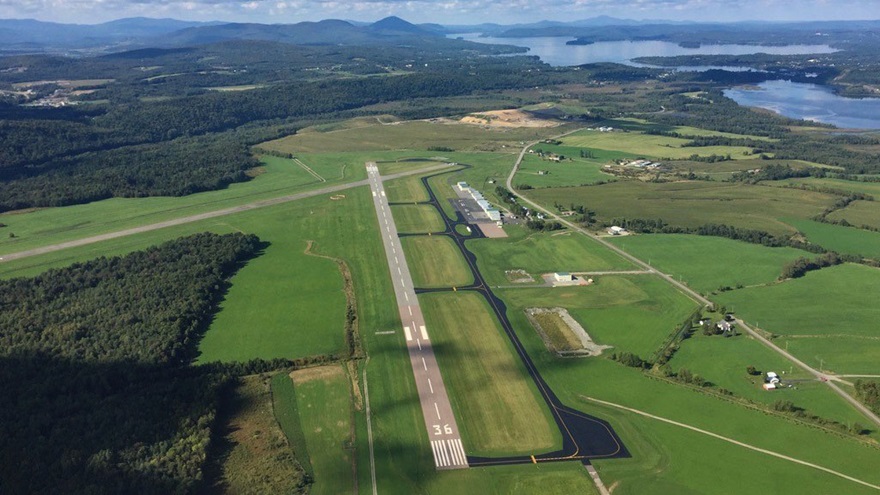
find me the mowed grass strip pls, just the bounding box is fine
[716,263,880,374]
[391,205,445,234]
[288,365,355,495]
[608,234,814,294]
[420,291,559,455]
[383,175,430,203]
[529,181,836,236]
[469,226,635,286]
[400,235,473,288]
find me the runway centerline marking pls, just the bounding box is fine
[422,357,428,371]
[428,378,434,394]
[434,402,442,420]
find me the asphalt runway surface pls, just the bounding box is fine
[366,162,468,470]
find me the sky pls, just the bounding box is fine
[0,0,878,25]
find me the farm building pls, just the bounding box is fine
[716,320,732,333]
[554,272,574,282]
[608,226,627,235]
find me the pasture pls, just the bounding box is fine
[391,205,446,234]
[560,128,756,161]
[608,234,813,294]
[786,219,880,258]
[419,291,559,456]
[468,226,635,287]
[669,333,876,433]
[499,275,698,358]
[826,200,880,230]
[778,177,880,196]
[529,181,836,236]
[716,263,880,374]
[515,149,618,188]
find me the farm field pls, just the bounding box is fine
[559,128,755,160]
[399,235,473,288]
[259,119,561,154]
[786,219,880,258]
[608,234,813,294]
[528,181,836,236]
[288,366,356,495]
[499,275,698,359]
[0,155,356,257]
[419,291,559,456]
[390,204,446,234]
[468,226,635,286]
[777,177,880,196]
[668,333,875,434]
[826,200,880,229]
[534,358,880,493]
[716,263,880,374]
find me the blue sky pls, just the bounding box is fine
[1,0,877,25]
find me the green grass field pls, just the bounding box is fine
[668,333,875,434]
[500,275,699,359]
[420,291,559,456]
[515,147,619,188]
[383,175,430,203]
[468,226,635,286]
[778,177,880,196]
[400,235,474,288]
[787,219,880,258]
[608,234,814,294]
[0,155,358,257]
[716,263,880,374]
[529,181,836,236]
[826,200,880,230]
[391,205,446,234]
[288,365,355,495]
[560,128,755,161]
[260,119,557,154]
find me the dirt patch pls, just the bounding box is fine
[460,109,559,128]
[330,194,346,201]
[290,365,345,384]
[245,166,266,178]
[525,307,612,357]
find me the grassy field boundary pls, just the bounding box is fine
[270,372,315,482]
[582,396,880,492]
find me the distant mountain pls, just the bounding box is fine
[0,17,219,50]
[369,16,434,35]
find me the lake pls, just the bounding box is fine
[725,81,880,129]
[452,33,836,69]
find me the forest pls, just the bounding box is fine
[0,233,266,494]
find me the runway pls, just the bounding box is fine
[365,162,468,470]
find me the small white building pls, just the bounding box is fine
[608,226,627,235]
[486,209,501,221]
[554,272,574,282]
[457,181,470,191]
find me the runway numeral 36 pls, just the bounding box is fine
[433,424,452,435]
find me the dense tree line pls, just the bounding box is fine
[0,233,264,493]
[855,380,880,416]
[778,252,851,279]
[0,137,257,211]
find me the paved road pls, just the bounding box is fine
[0,163,453,265]
[506,133,880,429]
[366,162,468,470]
